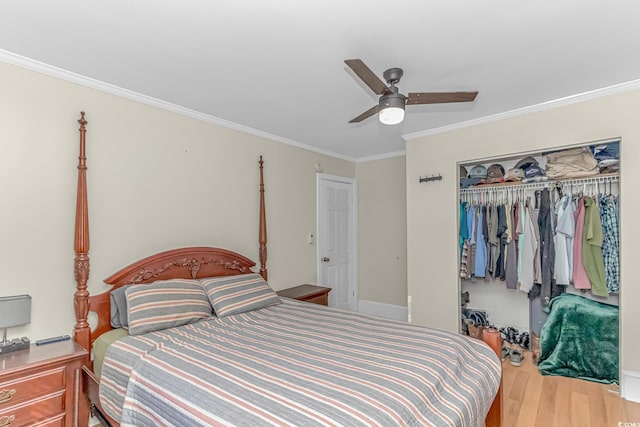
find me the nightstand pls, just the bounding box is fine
[277,284,331,306]
[0,340,88,427]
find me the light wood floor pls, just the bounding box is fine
[502,350,640,426]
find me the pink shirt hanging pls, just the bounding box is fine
[572,197,590,289]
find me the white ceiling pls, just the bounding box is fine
[1,1,640,161]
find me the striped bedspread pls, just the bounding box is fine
[100,299,500,426]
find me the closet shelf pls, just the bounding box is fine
[460,172,619,195]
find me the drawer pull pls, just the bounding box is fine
[0,389,15,403]
[0,415,15,427]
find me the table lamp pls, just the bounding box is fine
[0,294,31,355]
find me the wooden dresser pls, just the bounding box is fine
[277,284,331,306]
[0,340,88,427]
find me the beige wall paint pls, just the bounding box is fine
[0,61,354,341]
[406,88,640,375]
[356,156,407,306]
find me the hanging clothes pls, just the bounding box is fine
[459,173,620,308]
[474,206,487,278]
[505,202,519,289]
[582,196,608,297]
[487,204,500,278]
[505,202,513,244]
[460,239,471,279]
[516,201,525,280]
[495,204,508,280]
[599,194,619,293]
[482,205,491,280]
[572,196,591,289]
[467,205,477,279]
[459,201,470,279]
[537,189,557,307]
[459,201,468,250]
[530,204,542,286]
[554,195,575,285]
[519,201,539,293]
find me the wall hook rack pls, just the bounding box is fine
[419,174,443,184]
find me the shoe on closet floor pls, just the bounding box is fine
[517,332,530,350]
[501,346,511,361]
[499,326,519,344]
[510,348,524,367]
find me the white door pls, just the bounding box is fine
[317,174,357,311]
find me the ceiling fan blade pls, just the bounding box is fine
[344,59,390,95]
[406,91,478,105]
[349,105,379,123]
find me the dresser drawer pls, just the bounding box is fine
[31,413,65,427]
[0,367,65,409]
[0,341,88,427]
[0,390,65,427]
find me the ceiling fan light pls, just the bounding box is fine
[378,93,406,125]
[379,107,404,125]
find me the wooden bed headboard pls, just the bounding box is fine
[72,112,269,351]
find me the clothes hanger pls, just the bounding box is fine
[555,182,563,199]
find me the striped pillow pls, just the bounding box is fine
[200,273,281,317]
[125,279,212,336]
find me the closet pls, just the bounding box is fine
[458,139,620,384]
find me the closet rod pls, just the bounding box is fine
[459,173,619,195]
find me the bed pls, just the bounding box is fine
[70,112,503,426]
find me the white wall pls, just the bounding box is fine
[461,280,529,332]
[356,156,407,307]
[406,88,640,384]
[0,61,355,341]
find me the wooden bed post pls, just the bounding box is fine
[259,155,267,281]
[74,112,91,352]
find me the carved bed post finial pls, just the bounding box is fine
[74,112,91,351]
[259,156,267,280]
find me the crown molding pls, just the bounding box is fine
[403,78,640,141]
[5,48,636,164]
[0,49,357,163]
[356,150,406,163]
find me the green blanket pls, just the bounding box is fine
[538,293,619,384]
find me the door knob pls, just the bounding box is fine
[322,257,330,262]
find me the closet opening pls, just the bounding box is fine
[457,138,620,386]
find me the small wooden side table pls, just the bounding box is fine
[0,340,88,427]
[277,284,331,306]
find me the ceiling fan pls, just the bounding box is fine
[345,58,478,125]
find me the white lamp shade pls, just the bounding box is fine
[379,107,405,125]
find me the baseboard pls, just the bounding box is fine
[622,370,640,403]
[358,300,408,321]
